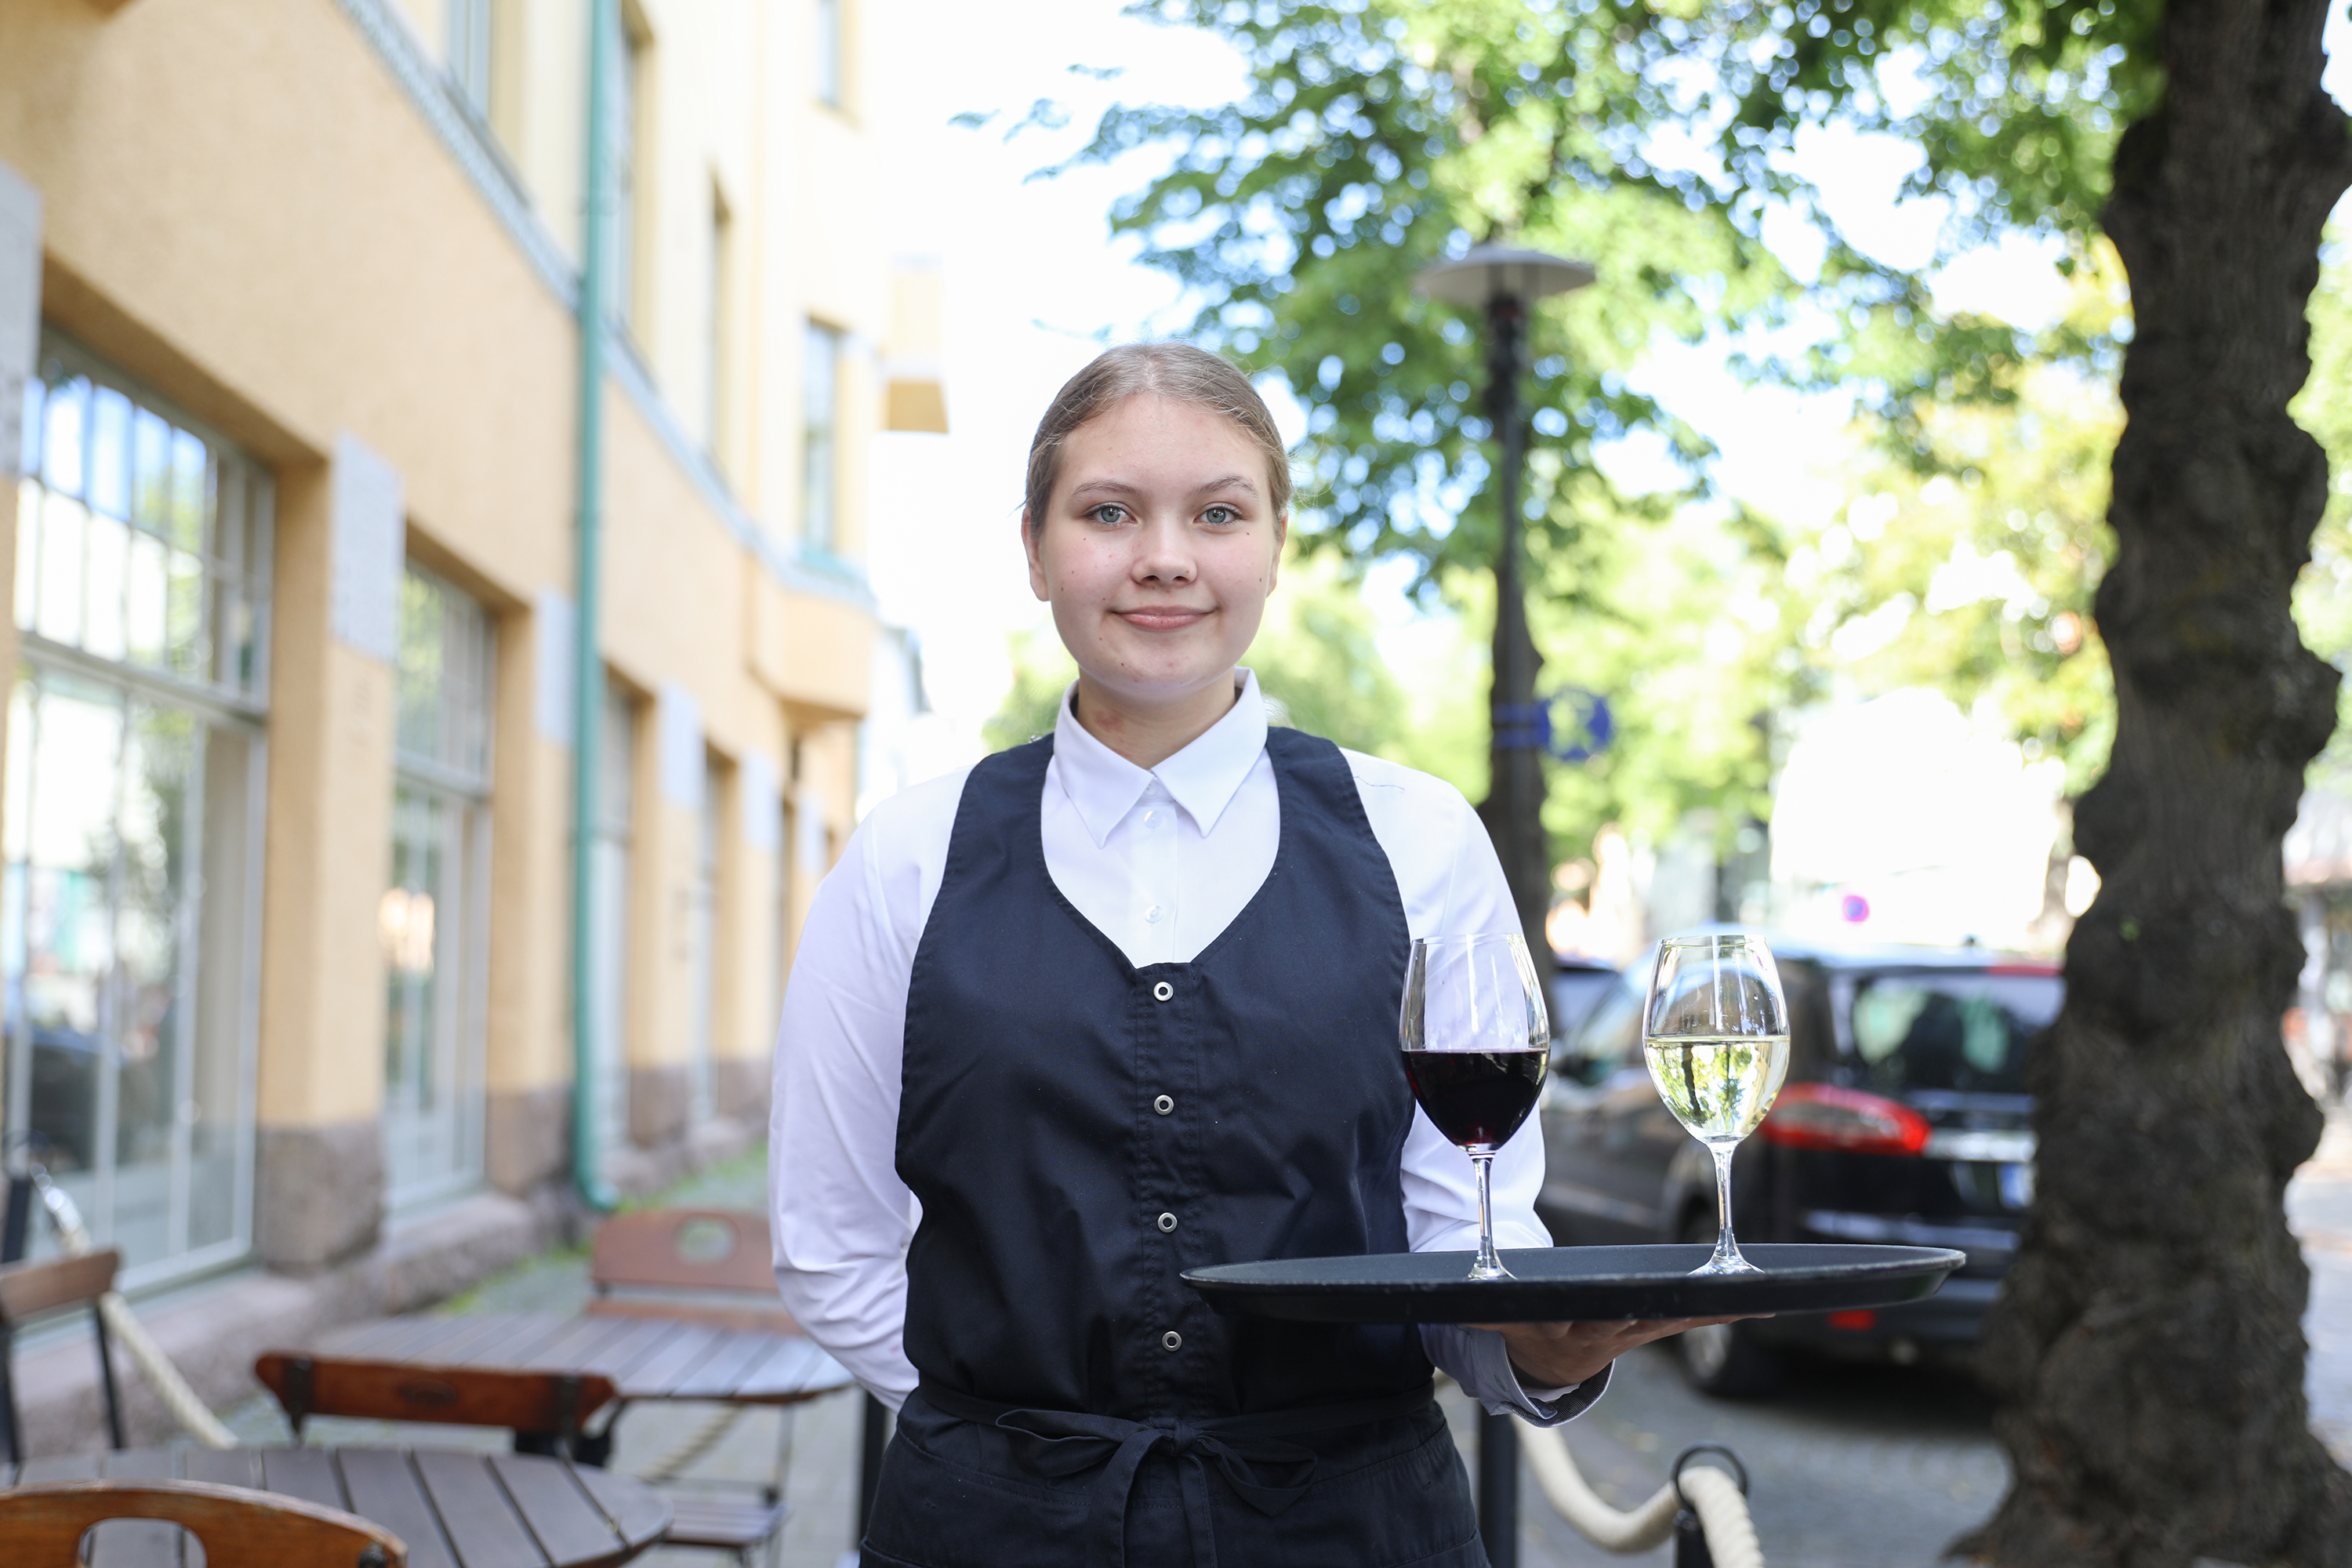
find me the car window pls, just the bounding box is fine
[1845,973,2060,1094]
[1559,978,1643,1085]
[1548,969,1620,1037]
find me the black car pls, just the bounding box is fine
[1548,955,1621,1040]
[1537,936,2055,1394]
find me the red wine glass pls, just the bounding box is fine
[1401,934,1552,1281]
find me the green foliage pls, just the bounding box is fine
[2292,238,2352,786]
[983,630,1079,752]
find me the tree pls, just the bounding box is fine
[1065,0,2352,1557]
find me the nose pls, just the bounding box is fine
[1131,512,1196,585]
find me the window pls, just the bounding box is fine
[686,758,720,1123]
[381,564,492,1209]
[802,322,842,550]
[446,0,494,118]
[611,10,650,334]
[4,339,270,1287]
[588,682,636,1158]
[815,0,845,108]
[706,183,733,463]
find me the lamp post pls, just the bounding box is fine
[1416,244,1595,1568]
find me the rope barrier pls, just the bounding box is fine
[27,1167,236,1449]
[1519,1421,1764,1566]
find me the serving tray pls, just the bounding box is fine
[1181,1243,1965,1323]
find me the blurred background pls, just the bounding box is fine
[1,2,2350,1560]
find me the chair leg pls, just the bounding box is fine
[89,1301,125,1450]
[0,1323,19,1466]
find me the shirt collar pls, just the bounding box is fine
[1051,669,1272,846]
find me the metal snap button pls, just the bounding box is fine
[1152,981,1174,1002]
[1161,1330,1182,1352]
[1157,1212,1178,1232]
[1153,1094,1174,1116]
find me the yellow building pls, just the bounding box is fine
[0,0,937,1443]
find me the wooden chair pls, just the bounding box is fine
[588,1208,798,1334]
[586,1209,797,1565]
[0,1477,405,1566]
[0,1248,125,1463]
[252,1352,617,1461]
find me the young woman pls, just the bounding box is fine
[771,343,1709,1567]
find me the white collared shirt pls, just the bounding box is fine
[768,670,1600,1423]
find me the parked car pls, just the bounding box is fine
[1548,954,1621,1040]
[1537,935,2056,1394]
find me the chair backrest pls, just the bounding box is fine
[252,1354,618,1448]
[590,1208,778,1294]
[0,1477,405,1566]
[0,1248,118,1326]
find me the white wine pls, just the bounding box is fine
[1644,1034,1791,1145]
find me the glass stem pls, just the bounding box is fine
[1470,1149,1507,1279]
[1708,1142,1743,1270]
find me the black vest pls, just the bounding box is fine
[897,728,1429,1417]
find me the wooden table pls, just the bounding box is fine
[299,1312,853,1414]
[0,1445,670,1568]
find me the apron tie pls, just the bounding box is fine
[918,1381,1437,1568]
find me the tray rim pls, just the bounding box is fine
[1181,1242,1967,1294]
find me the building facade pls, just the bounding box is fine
[0,0,936,1438]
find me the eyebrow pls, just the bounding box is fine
[1064,475,1260,502]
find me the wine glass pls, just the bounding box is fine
[1401,935,1551,1281]
[1642,932,1791,1276]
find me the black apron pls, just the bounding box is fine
[863,728,1486,1568]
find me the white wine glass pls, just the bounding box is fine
[1401,935,1550,1281]
[1642,933,1790,1276]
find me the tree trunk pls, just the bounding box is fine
[1963,3,2352,1563]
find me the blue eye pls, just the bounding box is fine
[1203,506,1238,525]
[1088,504,1128,525]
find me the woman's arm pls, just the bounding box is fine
[768,792,946,1411]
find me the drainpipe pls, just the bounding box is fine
[570,0,620,1212]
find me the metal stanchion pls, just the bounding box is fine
[1478,1409,1519,1568]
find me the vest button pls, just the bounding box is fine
[1152,981,1174,1002]
[1153,1094,1174,1116]
[1157,1211,1178,1232]
[1161,1330,1182,1352]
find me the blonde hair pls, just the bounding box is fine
[1023,343,1293,528]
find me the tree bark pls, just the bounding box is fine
[1963,3,2352,1563]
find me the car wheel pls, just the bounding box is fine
[1673,1216,1784,1397]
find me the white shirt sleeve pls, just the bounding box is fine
[1351,753,1607,1425]
[768,774,964,1411]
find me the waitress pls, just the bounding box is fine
[771,343,1708,1568]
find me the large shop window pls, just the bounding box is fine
[382,564,493,1210]
[590,684,636,1160]
[4,339,270,1287]
[686,757,720,1124]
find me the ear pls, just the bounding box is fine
[1023,509,1051,602]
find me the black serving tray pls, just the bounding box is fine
[1181,1243,1965,1324]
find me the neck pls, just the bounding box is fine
[1070,670,1241,769]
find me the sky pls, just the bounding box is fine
[865,0,2352,789]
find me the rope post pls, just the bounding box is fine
[1672,1443,1751,1568]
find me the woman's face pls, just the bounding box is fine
[1025,394,1283,711]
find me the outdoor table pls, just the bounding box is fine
[0,1444,670,1568]
[292,1311,853,1417]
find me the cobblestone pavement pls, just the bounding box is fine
[197,1105,2352,1568]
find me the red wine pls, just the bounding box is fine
[1404,1049,1548,1149]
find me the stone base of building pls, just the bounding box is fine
[254,1120,387,1272]
[603,1112,762,1201]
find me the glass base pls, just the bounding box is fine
[1465,1255,1514,1282]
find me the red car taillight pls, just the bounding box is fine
[1758,1083,1932,1156]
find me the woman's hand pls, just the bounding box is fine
[1465,1317,1759,1390]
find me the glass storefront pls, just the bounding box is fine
[590,682,635,1158]
[4,336,269,1286]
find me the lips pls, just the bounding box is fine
[1114,606,1213,632]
